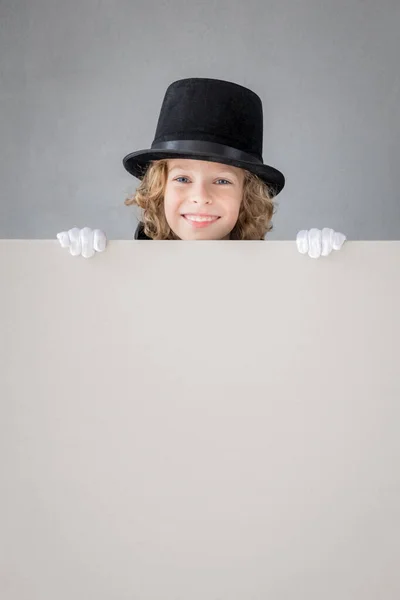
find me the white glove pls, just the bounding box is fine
[296,228,346,258]
[57,227,107,258]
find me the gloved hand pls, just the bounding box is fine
[296,228,346,258]
[57,227,107,258]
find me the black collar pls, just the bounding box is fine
[134,222,152,240]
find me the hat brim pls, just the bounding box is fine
[123,148,285,196]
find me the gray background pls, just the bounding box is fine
[1,0,399,240]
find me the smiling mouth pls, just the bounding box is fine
[183,215,220,221]
[182,215,221,228]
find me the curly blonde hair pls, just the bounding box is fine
[124,159,279,240]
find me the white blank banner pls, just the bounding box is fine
[1,240,400,600]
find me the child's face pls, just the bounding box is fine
[164,159,245,240]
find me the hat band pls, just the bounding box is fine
[151,140,263,165]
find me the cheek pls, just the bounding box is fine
[163,189,182,220]
[226,196,242,219]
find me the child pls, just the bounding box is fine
[122,77,285,240]
[57,78,346,256]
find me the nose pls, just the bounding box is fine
[190,181,212,205]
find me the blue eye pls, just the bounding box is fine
[174,177,231,184]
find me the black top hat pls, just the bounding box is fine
[123,77,285,196]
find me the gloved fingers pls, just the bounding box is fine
[333,231,346,250]
[93,229,107,252]
[67,228,82,256]
[307,228,322,259]
[56,231,70,248]
[321,228,334,257]
[297,228,347,258]
[80,227,95,259]
[57,227,107,257]
[296,230,309,254]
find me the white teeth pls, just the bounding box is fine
[184,215,218,222]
